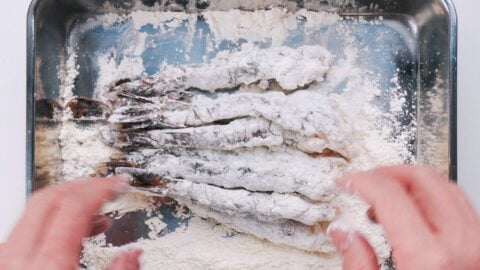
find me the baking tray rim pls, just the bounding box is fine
[25,0,458,196]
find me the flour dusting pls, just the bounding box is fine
[46,6,419,270]
[83,217,342,270]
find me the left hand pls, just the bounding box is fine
[0,176,142,270]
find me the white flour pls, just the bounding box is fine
[101,191,154,216]
[203,8,297,46]
[134,148,346,201]
[59,122,115,180]
[60,48,79,102]
[417,74,449,177]
[83,217,342,270]
[92,8,339,95]
[95,49,145,99]
[144,215,167,239]
[167,180,337,226]
[51,6,416,270]
[187,45,331,90]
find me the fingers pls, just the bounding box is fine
[329,228,379,270]
[32,176,129,270]
[0,244,5,268]
[447,184,480,226]
[89,216,113,237]
[2,184,77,265]
[107,249,143,270]
[371,166,465,232]
[338,170,434,254]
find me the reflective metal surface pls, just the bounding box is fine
[26,0,457,267]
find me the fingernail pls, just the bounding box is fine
[92,215,110,225]
[328,220,355,255]
[112,177,131,199]
[90,216,113,236]
[115,182,130,195]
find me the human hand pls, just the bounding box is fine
[329,166,480,270]
[0,177,142,270]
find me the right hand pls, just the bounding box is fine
[329,166,480,270]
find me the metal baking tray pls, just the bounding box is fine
[26,0,457,267]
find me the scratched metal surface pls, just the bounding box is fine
[27,0,457,268]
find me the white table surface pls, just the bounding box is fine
[0,0,478,241]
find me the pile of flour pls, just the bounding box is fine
[83,217,342,270]
[51,6,415,270]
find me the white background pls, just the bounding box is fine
[0,0,478,240]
